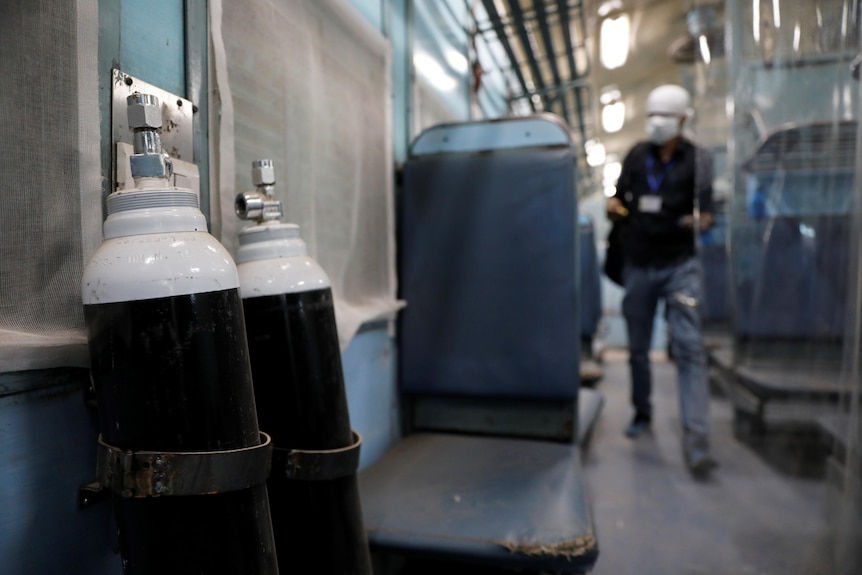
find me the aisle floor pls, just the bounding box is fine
[585,350,836,575]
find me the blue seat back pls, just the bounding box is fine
[735,215,850,339]
[579,214,602,339]
[398,117,579,401]
[734,122,855,342]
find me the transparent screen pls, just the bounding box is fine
[693,0,862,571]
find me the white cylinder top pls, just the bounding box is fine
[236,223,331,298]
[104,188,206,239]
[82,186,239,304]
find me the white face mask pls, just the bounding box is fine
[645,115,681,145]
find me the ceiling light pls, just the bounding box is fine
[600,14,630,69]
[603,161,622,184]
[600,87,621,105]
[602,101,625,133]
[586,140,606,167]
[597,1,623,18]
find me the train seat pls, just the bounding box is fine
[359,116,600,573]
[579,213,605,385]
[716,121,855,429]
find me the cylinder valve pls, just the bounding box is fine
[127,93,173,182]
[235,159,284,222]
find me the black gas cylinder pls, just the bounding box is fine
[81,94,278,575]
[235,160,372,574]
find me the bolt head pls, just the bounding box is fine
[153,473,169,495]
[127,93,162,130]
[252,160,275,186]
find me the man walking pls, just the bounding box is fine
[606,84,717,476]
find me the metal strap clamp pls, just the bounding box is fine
[272,431,362,481]
[96,432,273,498]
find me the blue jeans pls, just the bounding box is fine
[622,257,710,438]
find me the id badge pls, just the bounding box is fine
[639,195,662,213]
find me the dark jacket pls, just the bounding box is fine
[613,138,713,267]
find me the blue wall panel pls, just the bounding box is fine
[341,326,400,470]
[120,0,185,96]
[389,0,410,164]
[413,0,471,122]
[0,381,120,574]
[347,0,384,32]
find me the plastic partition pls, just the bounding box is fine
[696,0,859,445]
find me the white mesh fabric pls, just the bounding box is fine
[212,0,402,349]
[0,0,101,372]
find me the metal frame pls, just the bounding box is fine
[506,0,548,106]
[95,433,273,498]
[556,0,589,149]
[409,113,574,156]
[480,0,536,112]
[475,0,584,34]
[474,0,594,172]
[534,1,569,123]
[186,0,211,222]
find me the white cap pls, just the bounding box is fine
[645,85,692,117]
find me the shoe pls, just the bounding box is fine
[624,414,651,438]
[683,432,718,477]
[687,451,718,477]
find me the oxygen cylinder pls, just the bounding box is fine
[235,160,372,574]
[82,94,278,574]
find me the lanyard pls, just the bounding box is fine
[645,154,675,194]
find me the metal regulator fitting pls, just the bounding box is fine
[127,92,173,181]
[235,159,284,223]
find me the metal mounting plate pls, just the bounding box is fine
[111,68,193,164]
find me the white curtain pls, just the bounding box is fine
[0,0,400,373]
[0,0,101,372]
[210,0,402,349]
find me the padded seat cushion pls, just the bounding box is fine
[359,433,598,573]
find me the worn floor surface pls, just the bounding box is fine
[380,350,840,575]
[583,350,835,575]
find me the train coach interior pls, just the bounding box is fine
[1,1,861,574]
